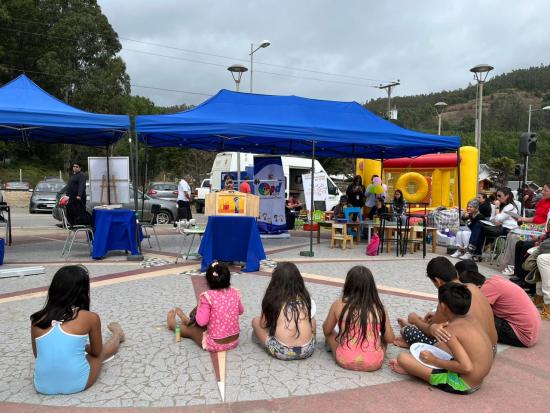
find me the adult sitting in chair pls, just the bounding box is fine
[464,187,518,261]
[332,195,349,220]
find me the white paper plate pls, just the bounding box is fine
[410,343,452,369]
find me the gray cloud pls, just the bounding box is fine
[97,0,550,107]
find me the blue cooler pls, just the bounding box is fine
[0,238,4,265]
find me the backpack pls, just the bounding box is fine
[366,232,380,256]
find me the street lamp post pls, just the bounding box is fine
[470,64,493,169]
[434,101,448,135]
[227,64,249,190]
[249,40,271,93]
[227,64,248,92]
[525,104,550,182]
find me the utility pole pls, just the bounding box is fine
[378,80,400,119]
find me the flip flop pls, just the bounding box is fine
[102,355,115,364]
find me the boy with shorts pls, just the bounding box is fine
[390,283,493,394]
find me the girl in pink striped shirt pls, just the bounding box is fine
[167,262,244,352]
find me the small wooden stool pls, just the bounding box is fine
[331,223,354,250]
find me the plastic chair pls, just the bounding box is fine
[482,235,507,265]
[60,207,94,257]
[344,207,362,240]
[140,204,161,250]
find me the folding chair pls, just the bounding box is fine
[60,207,94,257]
[140,204,161,250]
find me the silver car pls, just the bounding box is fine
[30,179,66,213]
[146,182,178,202]
[53,186,178,224]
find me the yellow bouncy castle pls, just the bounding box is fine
[356,146,478,209]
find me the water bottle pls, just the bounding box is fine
[175,325,181,342]
[427,233,432,244]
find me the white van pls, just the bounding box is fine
[209,152,342,211]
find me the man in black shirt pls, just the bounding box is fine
[65,162,87,224]
[477,193,492,219]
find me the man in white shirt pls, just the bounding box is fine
[176,176,192,226]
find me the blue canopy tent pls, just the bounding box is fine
[136,89,462,255]
[135,89,460,159]
[0,74,129,146]
[0,74,131,204]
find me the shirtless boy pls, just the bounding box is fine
[395,256,497,351]
[390,283,493,394]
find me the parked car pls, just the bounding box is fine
[52,185,178,224]
[30,179,66,213]
[194,179,211,213]
[4,181,31,191]
[146,182,178,202]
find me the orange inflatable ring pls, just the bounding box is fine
[395,172,429,203]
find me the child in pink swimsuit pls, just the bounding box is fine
[167,262,244,352]
[323,266,395,371]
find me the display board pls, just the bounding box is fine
[254,156,287,235]
[302,171,328,211]
[88,157,130,204]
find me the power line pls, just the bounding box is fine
[0,26,382,88]
[3,66,214,97]
[122,48,380,88]
[5,19,398,84]
[131,84,213,97]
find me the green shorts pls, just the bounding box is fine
[429,369,479,395]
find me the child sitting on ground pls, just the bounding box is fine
[390,282,493,394]
[167,261,244,352]
[323,266,395,371]
[31,265,125,395]
[252,262,316,360]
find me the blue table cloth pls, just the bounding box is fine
[92,209,140,259]
[199,216,266,272]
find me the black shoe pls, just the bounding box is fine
[509,277,522,284]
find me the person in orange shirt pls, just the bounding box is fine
[239,174,252,193]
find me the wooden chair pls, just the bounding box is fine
[330,223,354,250]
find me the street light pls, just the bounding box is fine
[470,64,493,168]
[227,64,249,190]
[434,101,448,135]
[227,64,248,92]
[249,40,271,93]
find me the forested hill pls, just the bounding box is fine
[359,65,550,184]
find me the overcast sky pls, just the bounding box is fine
[97,0,550,108]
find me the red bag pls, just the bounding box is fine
[366,233,380,256]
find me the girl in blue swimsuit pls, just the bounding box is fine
[31,265,125,395]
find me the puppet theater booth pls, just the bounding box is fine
[135,89,461,257]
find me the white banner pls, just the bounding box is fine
[302,171,328,211]
[254,156,287,235]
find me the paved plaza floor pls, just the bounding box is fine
[0,224,549,412]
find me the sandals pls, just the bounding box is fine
[502,265,515,276]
